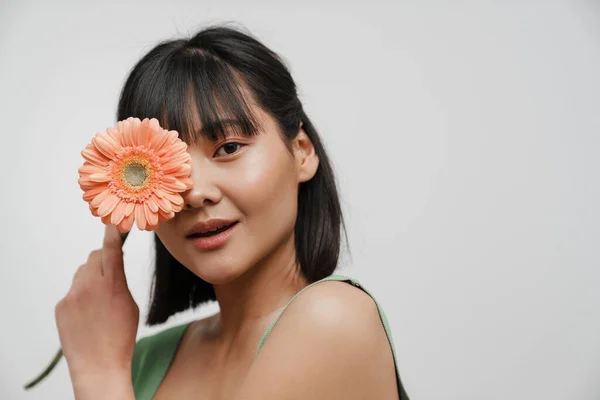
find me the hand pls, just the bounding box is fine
[55,224,139,381]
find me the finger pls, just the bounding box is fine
[71,264,87,286]
[71,251,103,286]
[102,223,123,251]
[101,224,125,282]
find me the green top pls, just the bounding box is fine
[131,274,410,399]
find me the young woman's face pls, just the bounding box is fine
[155,106,318,284]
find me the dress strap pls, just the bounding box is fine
[255,274,410,399]
[255,274,354,355]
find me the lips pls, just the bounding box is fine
[185,219,238,238]
[189,222,237,238]
[187,220,239,250]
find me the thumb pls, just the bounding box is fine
[102,223,126,282]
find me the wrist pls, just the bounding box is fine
[71,366,134,400]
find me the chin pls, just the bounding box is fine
[186,258,249,285]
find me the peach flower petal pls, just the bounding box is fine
[162,179,188,192]
[90,189,112,208]
[144,202,159,227]
[178,177,193,188]
[78,163,106,176]
[129,118,142,144]
[124,201,136,217]
[149,130,170,151]
[118,213,135,233]
[162,158,190,174]
[119,120,135,147]
[149,118,160,130]
[146,196,159,213]
[82,147,109,167]
[79,117,192,232]
[92,134,118,159]
[161,191,184,207]
[174,163,192,175]
[78,177,97,191]
[155,131,179,154]
[82,186,106,202]
[140,119,153,147]
[110,200,128,225]
[158,140,187,158]
[89,173,111,183]
[134,204,147,230]
[135,119,146,146]
[106,127,123,147]
[152,193,173,213]
[158,209,175,222]
[98,194,120,217]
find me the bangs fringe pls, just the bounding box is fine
[120,43,262,144]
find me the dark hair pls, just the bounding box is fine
[117,23,346,325]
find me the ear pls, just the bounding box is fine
[293,123,319,183]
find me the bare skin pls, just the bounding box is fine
[154,282,399,400]
[151,103,399,399]
[57,98,400,399]
[153,310,280,399]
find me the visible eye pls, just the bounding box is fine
[214,142,246,157]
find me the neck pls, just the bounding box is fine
[208,234,309,353]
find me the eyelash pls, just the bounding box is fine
[214,141,246,157]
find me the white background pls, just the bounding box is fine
[1,1,599,399]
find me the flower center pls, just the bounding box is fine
[108,147,163,203]
[120,157,152,191]
[124,163,147,186]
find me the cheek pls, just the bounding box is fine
[155,222,185,261]
[232,148,298,219]
[155,221,173,244]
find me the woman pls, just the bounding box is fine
[55,24,410,399]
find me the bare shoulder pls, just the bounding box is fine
[276,280,392,364]
[283,280,382,330]
[238,280,399,400]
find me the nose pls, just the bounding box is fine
[181,152,222,210]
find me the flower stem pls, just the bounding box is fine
[23,230,130,390]
[23,349,64,389]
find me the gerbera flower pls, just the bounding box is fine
[78,117,193,232]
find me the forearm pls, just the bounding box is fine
[71,368,135,400]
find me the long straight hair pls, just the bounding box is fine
[116,24,346,325]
